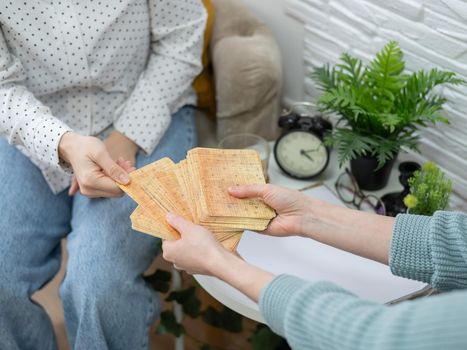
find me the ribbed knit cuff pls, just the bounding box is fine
[259,275,305,336]
[428,211,467,290]
[390,214,434,284]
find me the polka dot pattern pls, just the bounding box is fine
[0,0,206,193]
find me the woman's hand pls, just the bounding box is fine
[162,213,229,275]
[232,184,395,265]
[229,184,313,237]
[163,213,274,302]
[59,132,132,198]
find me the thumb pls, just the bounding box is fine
[228,184,270,199]
[166,213,196,236]
[95,148,130,185]
[68,176,80,196]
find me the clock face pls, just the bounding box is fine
[274,130,329,179]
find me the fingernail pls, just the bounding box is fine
[119,173,130,184]
[166,212,176,221]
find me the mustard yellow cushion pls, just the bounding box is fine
[193,0,216,118]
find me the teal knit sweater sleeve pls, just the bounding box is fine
[259,211,467,350]
[390,211,467,290]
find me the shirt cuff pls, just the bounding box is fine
[31,115,73,170]
[389,214,434,284]
[259,275,305,336]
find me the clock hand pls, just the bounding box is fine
[303,145,322,153]
[300,149,314,161]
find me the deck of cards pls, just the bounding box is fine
[119,148,276,251]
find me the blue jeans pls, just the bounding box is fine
[0,107,196,350]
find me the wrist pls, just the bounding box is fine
[298,197,322,238]
[110,130,139,153]
[300,197,341,239]
[207,248,241,279]
[58,132,81,163]
[210,248,274,302]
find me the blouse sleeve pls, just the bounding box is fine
[0,26,72,167]
[113,0,206,154]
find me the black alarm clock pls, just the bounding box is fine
[274,103,332,179]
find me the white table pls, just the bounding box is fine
[194,148,427,323]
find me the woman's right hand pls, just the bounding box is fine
[229,184,313,237]
[58,132,131,198]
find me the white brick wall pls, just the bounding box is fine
[285,0,467,210]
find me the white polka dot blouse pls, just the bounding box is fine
[0,0,206,193]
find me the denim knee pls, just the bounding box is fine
[60,261,125,308]
[0,260,33,301]
[0,276,33,325]
[0,281,24,306]
[59,255,159,348]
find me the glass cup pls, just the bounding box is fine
[218,133,270,182]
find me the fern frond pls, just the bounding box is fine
[416,69,465,96]
[379,113,402,133]
[397,68,465,117]
[372,136,404,168]
[312,64,338,91]
[325,129,378,166]
[317,84,360,122]
[319,85,355,108]
[336,53,364,88]
[366,41,406,107]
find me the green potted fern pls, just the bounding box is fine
[313,41,464,190]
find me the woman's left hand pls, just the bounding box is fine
[164,213,275,302]
[162,213,230,275]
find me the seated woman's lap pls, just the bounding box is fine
[66,106,197,277]
[0,105,196,296]
[0,106,196,348]
[58,106,196,347]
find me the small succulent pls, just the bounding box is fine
[404,161,452,216]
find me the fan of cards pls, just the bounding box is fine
[119,148,276,251]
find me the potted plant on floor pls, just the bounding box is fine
[312,41,464,190]
[404,161,452,216]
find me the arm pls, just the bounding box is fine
[227,184,394,265]
[389,211,467,291]
[230,185,467,291]
[0,27,131,197]
[0,26,71,168]
[162,213,467,350]
[113,0,206,154]
[301,199,394,265]
[215,253,467,350]
[259,274,467,350]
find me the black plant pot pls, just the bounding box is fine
[381,161,421,217]
[350,155,397,191]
